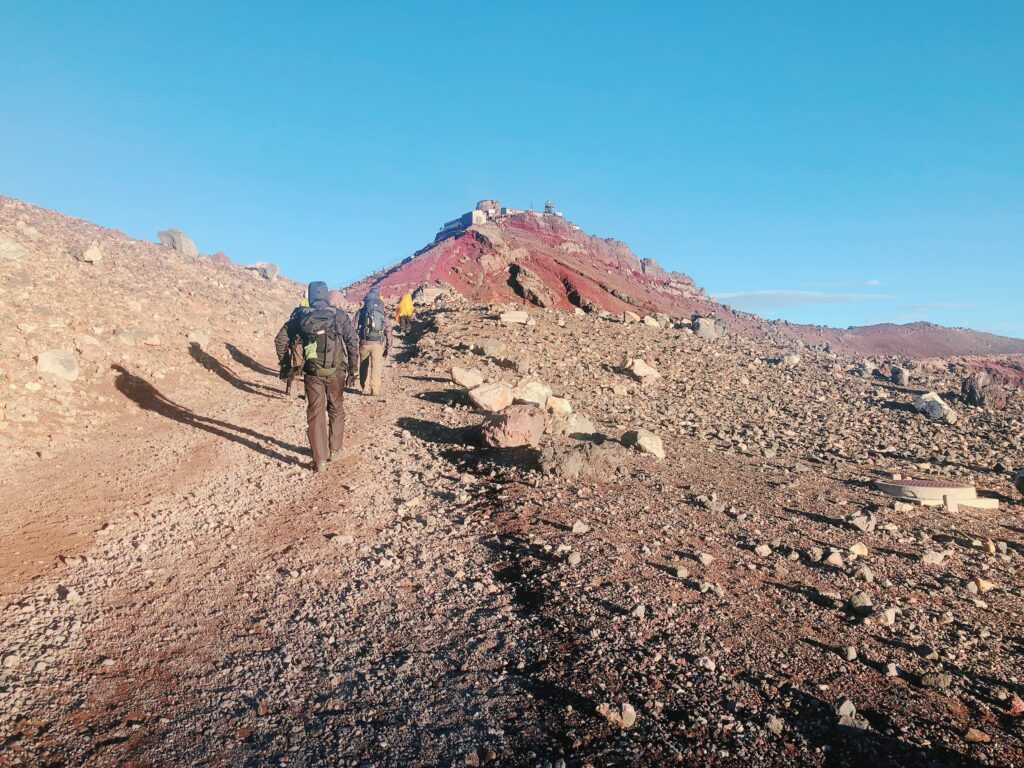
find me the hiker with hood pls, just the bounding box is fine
[274,281,359,472]
[354,287,393,398]
[395,291,414,334]
[279,293,311,396]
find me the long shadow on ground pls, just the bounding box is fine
[112,365,306,465]
[225,342,278,377]
[189,343,281,398]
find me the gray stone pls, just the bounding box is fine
[157,229,198,258]
[891,366,909,387]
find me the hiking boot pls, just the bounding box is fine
[313,460,327,473]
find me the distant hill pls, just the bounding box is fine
[343,201,1024,360]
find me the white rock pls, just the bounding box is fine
[468,382,514,412]
[451,366,484,388]
[513,380,551,408]
[499,310,529,325]
[913,392,958,424]
[37,349,79,382]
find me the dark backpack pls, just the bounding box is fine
[298,308,346,375]
[360,299,386,342]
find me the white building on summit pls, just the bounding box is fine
[434,199,563,241]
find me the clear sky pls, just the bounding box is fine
[2,2,1021,336]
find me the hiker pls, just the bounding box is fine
[396,291,414,334]
[274,281,359,472]
[354,287,393,398]
[279,293,311,396]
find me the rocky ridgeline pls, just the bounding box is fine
[0,196,299,469]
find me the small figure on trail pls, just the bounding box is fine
[396,291,414,334]
[274,281,359,472]
[354,287,393,399]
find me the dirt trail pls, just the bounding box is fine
[0,334,555,766]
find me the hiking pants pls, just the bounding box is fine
[399,315,412,333]
[304,372,345,463]
[359,341,385,397]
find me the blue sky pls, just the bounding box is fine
[1,2,1021,336]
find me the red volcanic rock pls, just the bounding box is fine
[208,251,231,266]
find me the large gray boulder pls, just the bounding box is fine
[157,229,198,259]
[913,392,957,424]
[245,261,279,281]
[692,315,727,339]
[961,372,1006,410]
[891,366,909,387]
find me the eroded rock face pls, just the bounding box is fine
[480,405,546,448]
[962,372,1006,410]
[509,263,556,308]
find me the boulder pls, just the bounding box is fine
[513,380,551,408]
[499,310,530,325]
[891,366,909,387]
[481,338,505,358]
[413,285,446,303]
[692,315,727,339]
[481,405,546,448]
[0,235,28,262]
[546,396,572,416]
[157,229,198,259]
[961,372,1006,410]
[246,261,279,281]
[622,428,665,459]
[913,392,958,424]
[642,315,660,328]
[209,251,231,266]
[1013,470,1024,496]
[468,382,514,412]
[782,354,801,369]
[622,310,641,324]
[624,357,660,384]
[77,241,103,264]
[36,349,79,382]
[451,366,484,388]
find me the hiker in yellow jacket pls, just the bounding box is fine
[396,292,414,334]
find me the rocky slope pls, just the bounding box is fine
[1,197,1023,767]
[342,206,1024,361]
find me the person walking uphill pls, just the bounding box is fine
[355,287,393,399]
[396,291,414,334]
[274,281,359,472]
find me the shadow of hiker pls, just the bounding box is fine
[225,343,278,377]
[189,343,281,398]
[112,365,307,465]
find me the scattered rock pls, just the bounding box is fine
[480,405,546,448]
[245,261,280,281]
[451,366,484,388]
[546,395,572,416]
[692,315,727,339]
[623,357,660,384]
[622,428,665,459]
[499,310,529,325]
[77,241,103,264]
[964,727,991,744]
[596,702,637,729]
[468,382,514,413]
[513,380,552,408]
[891,366,909,387]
